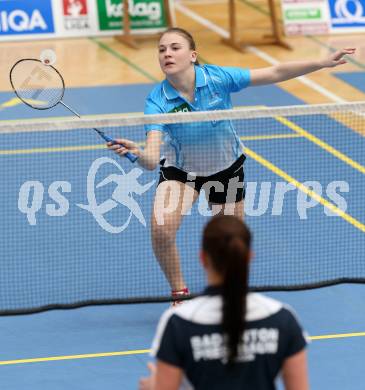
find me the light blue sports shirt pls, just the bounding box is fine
[144,64,251,176]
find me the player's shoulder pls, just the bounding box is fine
[144,82,170,115]
[247,293,303,328]
[145,82,166,103]
[169,293,287,323]
[200,63,225,79]
[156,294,303,343]
[161,295,222,326]
[200,64,248,87]
[246,293,284,321]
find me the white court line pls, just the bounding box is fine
[176,2,346,103]
[175,2,230,38]
[246,46,346,103]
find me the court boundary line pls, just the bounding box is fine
[275,115,365,175]
[244,146,365,233]
[0,134,301,155]
[89,37,159,83]
[0,331,364,366]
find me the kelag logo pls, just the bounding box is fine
[0,0,54,35]
[329,0,365,28]
[97,0,164,31]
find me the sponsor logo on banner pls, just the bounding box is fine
[329,0,365,30]
[0,0,54,35]
[62,0,91,31]
[96,0,166,31]
[282,0,330,35]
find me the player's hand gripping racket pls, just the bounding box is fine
[9,55,138,163]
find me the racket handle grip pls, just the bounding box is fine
[104,135,139,163]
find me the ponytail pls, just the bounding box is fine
[203,216,251,364]
[222,236,249,364]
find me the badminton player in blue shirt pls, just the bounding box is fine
[108,28,355,302]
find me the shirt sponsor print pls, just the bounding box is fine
[190,328,279,363]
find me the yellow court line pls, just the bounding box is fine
[0,144,105,155]
[275,116,365,175]
[241,134,301,141]
[244,146,365,233]
[0,134,298,155]
[310,332,365,340]
[1,332,364,366]
[0,349,150,366]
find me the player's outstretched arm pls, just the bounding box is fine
[250,48,356,86]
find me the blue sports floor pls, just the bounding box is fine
[1,73,365,389]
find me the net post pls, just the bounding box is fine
[115,0,174,49]
[222,0,292,52]
[266,0,292,50]
[114,0,139,49]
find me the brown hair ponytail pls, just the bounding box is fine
[203,216,251,364]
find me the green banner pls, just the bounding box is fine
[285,8,322,21]
[97,0,167,31]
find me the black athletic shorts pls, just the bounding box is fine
[157,154,246,204]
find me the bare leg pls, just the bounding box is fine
[210,199,244,219]
[151,181,199,291]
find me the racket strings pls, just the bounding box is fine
[10,59,64,109]
[9,58,138,162]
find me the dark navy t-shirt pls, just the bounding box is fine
[151,286,307,390]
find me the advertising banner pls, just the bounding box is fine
[0,0,169,41]
[54,0,97,36]
[328,0,365,32]
[96,0,167,32]
[282,0,330,35]
[0,0,55,38]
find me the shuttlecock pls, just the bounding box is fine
[40,49,57,66]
